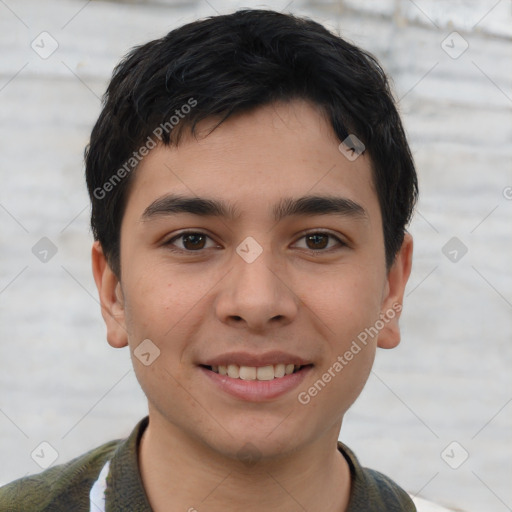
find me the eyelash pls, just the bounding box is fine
[163,230,346,253]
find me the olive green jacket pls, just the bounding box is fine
[0,416,416,511]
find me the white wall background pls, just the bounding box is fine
[0,1,511,510]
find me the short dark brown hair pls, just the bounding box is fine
[85,9,418,277]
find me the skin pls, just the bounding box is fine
[92,99,413,512]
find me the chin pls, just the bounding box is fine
[201,415,311,462]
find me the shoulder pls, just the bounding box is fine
[338,441,416,512]
[360,467,416,510]
[0,438,121,512]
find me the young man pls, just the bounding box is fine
[0,9,418,512]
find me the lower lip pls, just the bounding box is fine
[200,366,312,402]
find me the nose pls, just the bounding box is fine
[214,244,299,332]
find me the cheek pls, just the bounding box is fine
[122,263,188,339]
[331,347,376,417]
[121,272,195,407]
[305,265,384,343]
[307,267,382,413]
[121,262,217,370]
[298,338,376,431]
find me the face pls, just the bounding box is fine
[93,99,412,461]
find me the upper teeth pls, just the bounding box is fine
[211,364,300,380]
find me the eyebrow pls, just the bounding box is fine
[141,193,368,222]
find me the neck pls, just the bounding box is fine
[138,414,351,512]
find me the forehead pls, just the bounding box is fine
[122,99,380,225]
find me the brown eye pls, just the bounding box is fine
[182,233,207,250]
[305,233,329,250]
[166,232,217,251]
[294,231,344,252]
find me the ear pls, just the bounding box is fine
[377,233,413,349]
[91,241,128,349]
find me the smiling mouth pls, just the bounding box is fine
[201,363,311,381]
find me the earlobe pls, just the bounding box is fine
[377,233,413,349]
[91,241,128,349]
